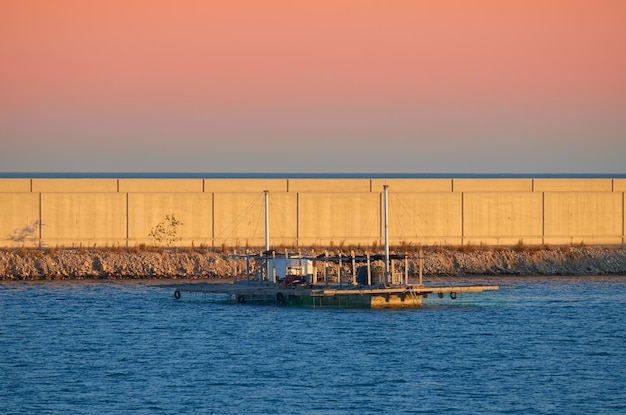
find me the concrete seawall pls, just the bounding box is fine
[1,246,625,280]
[1,177,625,248]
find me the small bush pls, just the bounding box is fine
[148,214,183,247]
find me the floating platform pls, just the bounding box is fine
[167,245,499,308]
[166,186,500,308]
[168,281,500,309]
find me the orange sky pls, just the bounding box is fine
[1,0,625,172]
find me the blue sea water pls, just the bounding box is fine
[1,277,625,414]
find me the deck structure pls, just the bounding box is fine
[169,250,499,308]
[169,186,499,308]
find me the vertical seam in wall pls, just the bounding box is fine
[125,193,129,248]
[461,192,464,245]
[541,192,544,245]
[286,179,290,192]
[211,192,215,249]
[532,178,535,192]
[38,193,42,248]
[296,193,299,247]
[622,192,624,248]
[451,179,455,192]
[30,179,33,192]
[369,179,372,192]
[202,179,205,193]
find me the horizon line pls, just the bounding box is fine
[1,172,625,179]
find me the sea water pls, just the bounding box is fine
[1,276,625,414]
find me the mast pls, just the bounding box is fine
[383,185,389,285]
[264,190,269,251]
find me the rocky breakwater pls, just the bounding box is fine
[417,246,626,276]
[0,246,625,280]
[0,248,237,280]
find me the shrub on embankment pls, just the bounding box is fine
[0,246,625,280]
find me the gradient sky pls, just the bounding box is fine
[1,0,625,173]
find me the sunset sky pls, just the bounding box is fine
[1,0,625,173]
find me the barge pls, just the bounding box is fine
[169,186,499,308]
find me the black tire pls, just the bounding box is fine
[450,292,457,300]
[237,295,245,303]
[174,290,181,300]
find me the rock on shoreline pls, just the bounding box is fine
[1,246,625,280]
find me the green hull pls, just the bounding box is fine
[228,292,423,308]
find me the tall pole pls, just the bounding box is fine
[383,185,389,285]
[264,190,269,251]
[419,246,423,286]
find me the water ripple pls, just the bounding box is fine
[1,277,625,414]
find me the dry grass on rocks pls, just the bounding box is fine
[1,245,625,280]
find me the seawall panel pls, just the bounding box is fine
[127,193,212,247]
[0,193,40,246]
[41,193,127,247]
[0,179,31,192]
[297,193,381,246]
[203,179,287,193]
[543,192,623,245]
[213,192,297,248]
[119,179,203,193]
[288,178,370,193]
[32,178,118,193]
[371,178,452,192]
[389,192,463,246]
[453,178,533,192]
[463,192,543,245]
[534,178,613,192]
